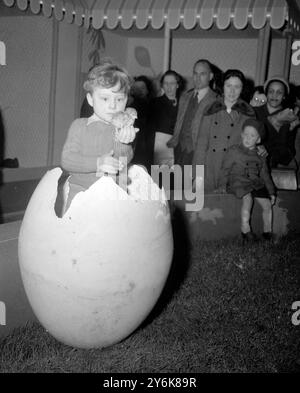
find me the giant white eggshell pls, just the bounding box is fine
[18,166,173,348]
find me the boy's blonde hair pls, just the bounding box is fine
[83,61,132,94]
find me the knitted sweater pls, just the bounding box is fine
[61,117,133,190]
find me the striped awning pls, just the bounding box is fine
[2,0,300,33]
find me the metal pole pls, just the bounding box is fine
[75,27,83,118]
[47,18,59,167]
[255,24,271,86]
[283,33,293,80]
[163,24,172,72]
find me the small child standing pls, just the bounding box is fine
[217,118,276,242]
[61,61,138,213]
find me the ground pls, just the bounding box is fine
[0,228,299,373]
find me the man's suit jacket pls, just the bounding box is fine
[168,87,218,150]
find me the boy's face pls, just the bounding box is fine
[241,126,260,150]
[87,83,128,123]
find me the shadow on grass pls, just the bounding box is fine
[140,204,191,328]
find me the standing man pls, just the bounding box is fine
[167,59,218,167]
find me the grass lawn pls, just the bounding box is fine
[0,227,299,373]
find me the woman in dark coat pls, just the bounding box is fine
[193,69,257,192]
[128,75,154,170]
[148,70,184,166]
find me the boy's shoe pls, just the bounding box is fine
[241,232,257,243]
[262,232,273,241]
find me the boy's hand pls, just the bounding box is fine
[111,108,138,144]
[115,125,139,144]
[257,145,268,157]
[97,150,124,175]
[167,138,175,148]
[270,195,276,206]
[192,175,204,192]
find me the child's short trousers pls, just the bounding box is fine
[251,186,271,199]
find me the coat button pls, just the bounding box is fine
[214,135,217,138]
[223,148,226,151]
[227,136,230,139]
[213,149,216,152]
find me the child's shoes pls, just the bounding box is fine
[241,231,258,243]
[262,232,273,241]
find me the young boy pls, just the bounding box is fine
[217,118,276,242]
[61,61,138,212]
